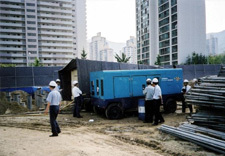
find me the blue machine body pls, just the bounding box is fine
[90,69,183,111]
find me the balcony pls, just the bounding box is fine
[39,48,72,53]
[39,42,72,47]
[38,7,72,14]
[38,25,72,31]
[0,47,26,51]
[0,10,24,15]
[0,28,25,33]
[0,35,25,39]
[37,13,72,20]
[38,19,72,25]
[0,53,26,57]
[38,37,73,42]
[0,22,25,27]
[0,0,24,3]
[0,59,26,63]
[0,4,24,9]
[38,31,72,36]
[39,54,74,58]
[0,16,25,21]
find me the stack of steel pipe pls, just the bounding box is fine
[218,65,225,77]
[185,73,225,132]
[159,124,225,154]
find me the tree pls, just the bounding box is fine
[0,64,16,67]
[185,52,208,65]
[32,58,43,67]
[115,53,131,63]
[154,54,161,65]
[81,48,87,59]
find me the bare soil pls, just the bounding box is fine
[0,108,222,156]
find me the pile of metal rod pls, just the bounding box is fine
[159,124,225,154]
[218,65,225,77]
[185,73,225,131]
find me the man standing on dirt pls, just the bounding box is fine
[152,78,164,125]
[45,81,61,137]
[143,78,154,123]
[72,81,83,118]
[181,79,192,113]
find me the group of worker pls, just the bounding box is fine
[143,78,164,125]
[143,78,198,125]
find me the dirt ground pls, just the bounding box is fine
[0,108,222,156]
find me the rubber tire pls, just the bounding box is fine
[105,103,123,120]
[164,98,177,113]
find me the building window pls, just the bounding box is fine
[27,21,36,24]
[28,27,36,30]
[28,45,36,48]
[28,39,36,42]
[27,9,35,12]
[27,15,35,18]
[26,3,35,6]
[28,33,36,36]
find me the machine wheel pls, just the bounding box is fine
[105,103,123,120]
[164,98,177,113]
[93,106,102,114]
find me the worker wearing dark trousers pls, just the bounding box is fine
[72,80,83,118]
[152,78,164,125]
[45,81,62,137]
[143,78,154,123]
[181,79,193,113]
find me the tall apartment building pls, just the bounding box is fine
[206,35,218,56]
[0,0,87,66]
[121,36,137,64]
[136,0,206,65]
[89,32,114,62]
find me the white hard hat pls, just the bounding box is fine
[49,81,57,87]
[184,79,189,83]
[152,78,158,83]
[56,79,60,82]
[193,78,197,82]
[73,80,78,85]
[146,78,151,82]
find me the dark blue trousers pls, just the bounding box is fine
[73,96,81,117]
[50,105,60,135]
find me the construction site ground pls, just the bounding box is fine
[0,107,222,156]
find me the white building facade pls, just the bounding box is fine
[89,32,114,62]
[136,0,206,65]
[121,36,137,64]
[0,0,87,66]
[206,35,218,56]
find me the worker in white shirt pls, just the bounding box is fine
[143,78,154,123]
[193,78,198,87]
[152,78,164,125]
[181,79,193,113]
[72,80,83,118]
[45,81,62,137]
[56,79,61,92]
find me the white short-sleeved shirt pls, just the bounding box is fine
[182,85,191,93]
[153,85,162,100]
[46,89,62,106]
[143,85,154,100]
[72,86,82,98]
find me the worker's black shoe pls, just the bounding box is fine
[49,134,58,137]
[158,120,165,124]
[77,116,83,118]
[152,123,158,126]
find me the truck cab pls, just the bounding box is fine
[90,69,183,119]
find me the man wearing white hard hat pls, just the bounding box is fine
[193,78,198,87]
[56,79,61,91]
[181,79,192,113]
[44,81,62,137]
[152,78,164,125]
[72,80,83,118]
[143,78,154,123]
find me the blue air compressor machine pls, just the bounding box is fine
[90,69,183,119]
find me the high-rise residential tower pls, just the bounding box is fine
[121,36,137,64]
[136,0,206,65]
[0,0,87,66]
[206,35,218,56]
[89,32,114,62]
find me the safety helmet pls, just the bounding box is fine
[152,78,158,83]
[56,79,60,82]
[193,78,197,82]
[184,79,189,83]
[49,81,57,87]
[73,80,78,85]
[146,78,151,82]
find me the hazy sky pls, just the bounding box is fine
[87,0,225,43]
